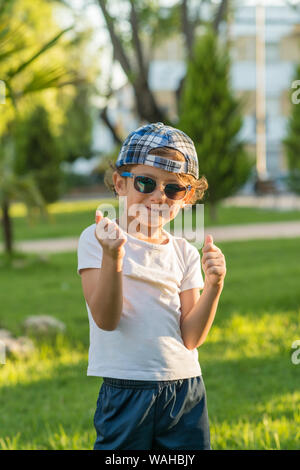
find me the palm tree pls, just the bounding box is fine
[0,0,73,255]
[0,134,47,254]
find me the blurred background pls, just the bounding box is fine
[0,0,299,450]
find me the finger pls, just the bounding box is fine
[203,259,225,269]
[98,216,109,229]
[202,242,220,253]
[114,223,128,240]
[95,217,111,238]
[106,223,118,239]
[204,234,213,246]
[103,221,128,242]
[95,210,103,224]
[107,223,127,240]
[206,266,226,275]
[202,252,223,264]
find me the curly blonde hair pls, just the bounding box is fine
[104,147,208,204]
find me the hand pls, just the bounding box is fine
[95,210,127,260]
[202,234,226,289]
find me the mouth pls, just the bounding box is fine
[146,206,162,214]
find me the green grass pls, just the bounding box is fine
[1,199,299,243]
[1,199,118,242]
[0,238,299,449]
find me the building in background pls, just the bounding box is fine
[79,3,300,189]
[231,4,300,179]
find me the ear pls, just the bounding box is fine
[182,187,195,206]
[113,171,127,196]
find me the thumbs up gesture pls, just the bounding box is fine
[202,234,226,289]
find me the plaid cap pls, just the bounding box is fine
[115,122,199,179]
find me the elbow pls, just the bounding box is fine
[91,310,120,331]
[101,325,117,331]
[183,339,195,350]
[185,343,197,351]
[185,343,202,350]
[183,337,205,350]
[95,319,119,331]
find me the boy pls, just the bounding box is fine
[77,122,226,450]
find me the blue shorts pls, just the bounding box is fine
[93,375,211,450]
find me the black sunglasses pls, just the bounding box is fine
[121,172,191,201]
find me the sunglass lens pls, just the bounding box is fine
[134,176,156,193]
[134,176,187,200]
[165,184,187,200]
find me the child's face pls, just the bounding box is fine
[113,164,194,229]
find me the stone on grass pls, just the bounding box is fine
[0,329,13,340]
[23,315,66,336]
[1,335,35,359]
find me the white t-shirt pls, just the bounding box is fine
[77,219,204,380]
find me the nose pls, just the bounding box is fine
[149,183,167,204]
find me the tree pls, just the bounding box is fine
[283,64,300,194]
[178,30,254,221]
[0,0,75,255]
[58,83,95,163]
[0,0,102,256]
[14,105,65,203]
[95,0,229,142]
[0,132,46,254]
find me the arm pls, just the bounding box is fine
[180,234,226,350]
[80,254,123,331]
[180,283,223,350]
[80,211,127,331]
